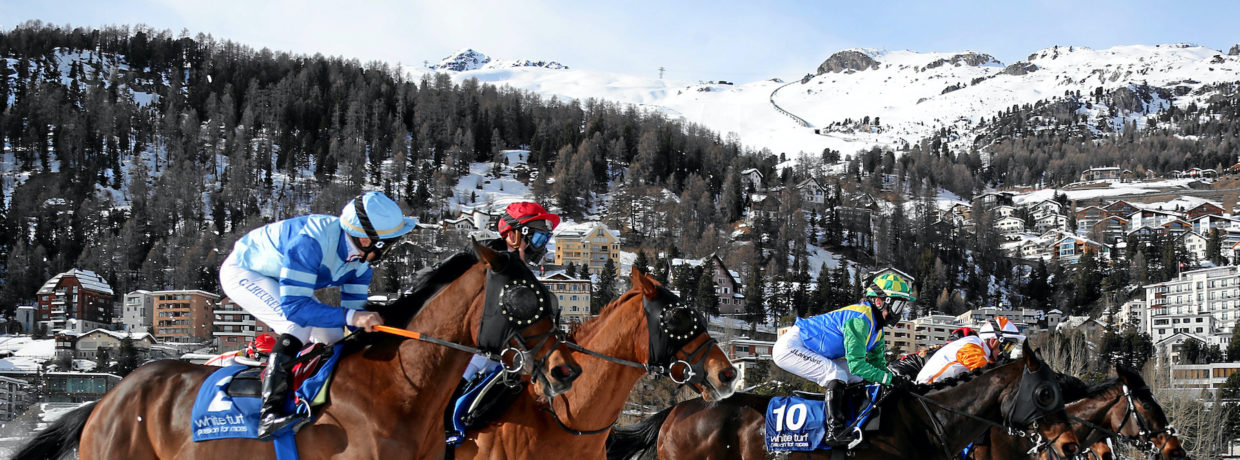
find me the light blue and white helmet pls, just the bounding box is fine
[339,191,417,260]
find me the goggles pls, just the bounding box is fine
[885,297,909,317]
[521,226,552,248]
[369,237,401,260]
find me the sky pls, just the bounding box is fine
[2,0,1238,83]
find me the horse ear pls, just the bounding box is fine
[1115,364,1143,387]
[1022,341,1042,371]
[632,268,659,300]
[473,239,507,272]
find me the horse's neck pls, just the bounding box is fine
[1067,385,1124,440]
[918,366,1014,453]
[543,297,647,426]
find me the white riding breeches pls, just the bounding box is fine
[219,253,346,345]
[773,325,862,386]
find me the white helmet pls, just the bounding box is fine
[979,316,1025,342]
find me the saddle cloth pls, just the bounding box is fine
[765,383,883,452]
[189,344,344,459]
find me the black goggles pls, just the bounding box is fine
[369,237,401,259]
[885,297,908,316]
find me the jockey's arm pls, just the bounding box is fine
[955,342,989,370]
[843,317,894,385]
[278,235,362,328]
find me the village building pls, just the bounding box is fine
[214,297,275,351]
[153,290,220,344]
[36,269,115,332]
[554,222,621,276]
[538,270,593,327]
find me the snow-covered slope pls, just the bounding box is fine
[408,44,1240,158]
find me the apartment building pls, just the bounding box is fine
[1143,266,1240,347]
[213,297,275,351]
[121,290,154,332]
[35,269,115,332]
[153,290,220,343]
[538,271,592,327]
[553,223,621,276]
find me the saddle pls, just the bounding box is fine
[766,383,884,453]
[225,343,336,400]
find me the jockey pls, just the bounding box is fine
[772,271,916,445]
[948,326,978,342]
[915,316,1023,385]
[447,201,560,444]
[219,191,416,440]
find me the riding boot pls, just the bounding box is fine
[823,380,854,445]
[257,334,309,441]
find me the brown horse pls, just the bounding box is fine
[606,341,1080,460]
[454,268,738,459]
[975,365,1187,460]
[15,242,581,460]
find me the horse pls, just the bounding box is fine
[15,241,581,460]
[975,364,1187,460]
[453,268,738,459]
[606,340,1081,460]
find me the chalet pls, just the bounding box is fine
[458,208,503,231]
[1029,200,1065,220]
[1051,236,1108,264]
[1179,232,1208,263]
[1161,219,1193,238]
[740,168,764,192]
[1128,225,1164,241]
[747,194,781,221]
[56,329,157,360]
[993,205,1016,218]
[1191,215,1240,236]
[440,215,476,231]
[1019,240,1047,260]
[996,216,1026,235]
[972,191,1015,208]
[1104,200,1140,217]
[1075,206,1108,234]
[1091,216,1130,244]
[1080,166,1122,182]
[1186,202,1226,220]
[794,178,827,205]
[1120,170,1137,182]
[1128,209,1183,229]
[949,203,973,220]
[669,254,746,315]
[1034,214,1068,234]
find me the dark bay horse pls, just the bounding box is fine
[976,365,1187,460]
[607,341,1080,460]
[16,242,580,460]
[455,268,738,459]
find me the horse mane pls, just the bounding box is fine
[371,252,480,328]
[1056,373,1101,402]
[569,289,642,342]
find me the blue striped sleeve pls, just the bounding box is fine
[340,267,373,310]
[278,235,347,328]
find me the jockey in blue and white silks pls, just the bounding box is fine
[219,191,416,440]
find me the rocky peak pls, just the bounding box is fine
[922,52,1001,71]
[429,49,491,72]
[1230,44,1240,56]
[816,50,880,75]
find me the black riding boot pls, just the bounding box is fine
[823,380,853,445]
[257,334,309,441]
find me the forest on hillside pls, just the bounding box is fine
[2,22,1239,331]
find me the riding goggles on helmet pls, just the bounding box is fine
[885,297,908,317]
[369,237,401,260]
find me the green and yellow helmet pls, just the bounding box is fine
[866,272,916,301]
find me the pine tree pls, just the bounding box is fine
[743,265,766,333]
[634,250,650,274]
[695,269,719,316]
[592,258,619,314]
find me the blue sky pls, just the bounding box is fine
[2,0,1237,82]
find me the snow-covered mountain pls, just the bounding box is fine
[427,49,568,72]
[410,44,1240,159]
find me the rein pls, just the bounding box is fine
[1067,383,1177,457]
[907,391,1051,459]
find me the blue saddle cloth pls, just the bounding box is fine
[190,344,344,460]
[765,384,882,452]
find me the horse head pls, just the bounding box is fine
[631,268,736,401]
[1113,365,1187,460]
[474,240,581,398]
[1000,340,1080,459]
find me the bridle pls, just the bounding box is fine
[904,358,1069,459]
[1068,383,1179,459]
[543,290,720,435]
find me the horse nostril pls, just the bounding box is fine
[1101,453,1112,460]
[719,368,737,383]
[552,364,578,383]
[1061,442,1078,456]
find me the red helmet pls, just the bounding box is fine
[950,327,978,341]
[496,202,561,237]
[247,333,276,355]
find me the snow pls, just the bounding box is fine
[406,44,1240,159]
[449,150,535,212]
[1011,179,1199,204]
[0,335,55,372]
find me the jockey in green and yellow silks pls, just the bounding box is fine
[773,271,916,445]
